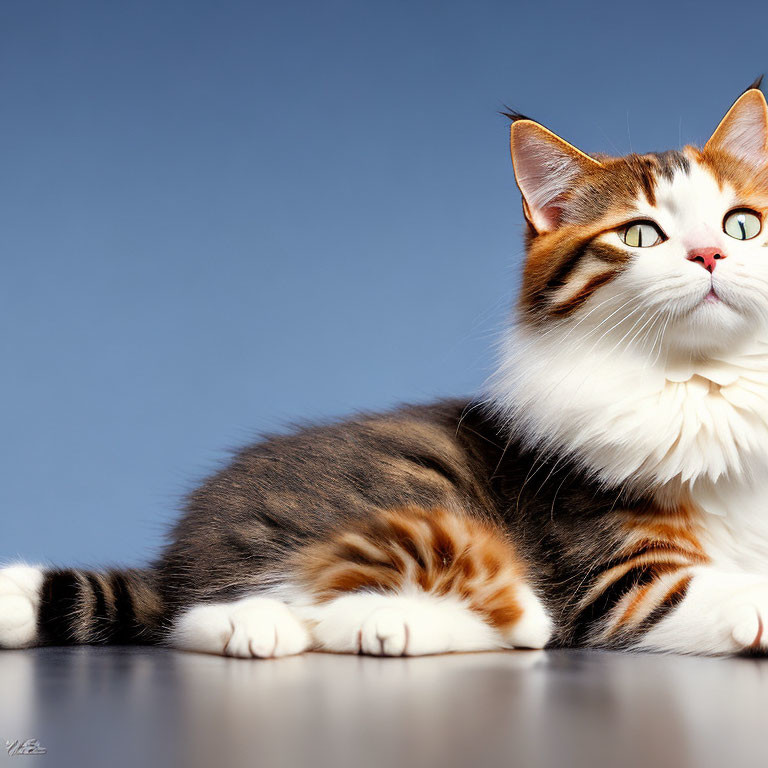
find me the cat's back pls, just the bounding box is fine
[159,400,515,592]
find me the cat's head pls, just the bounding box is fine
[510,86,768,358]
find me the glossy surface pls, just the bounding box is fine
[0,647,765,768]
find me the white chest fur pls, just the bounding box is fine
[490,328,768,572]
[693,478,768,574]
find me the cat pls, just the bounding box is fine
[3,82,768,658]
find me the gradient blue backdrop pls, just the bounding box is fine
[2,0,767,565]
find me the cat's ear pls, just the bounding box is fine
[509,120,602,233]
[705,88,768,166]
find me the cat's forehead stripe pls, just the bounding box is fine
[566,150,691,224]
[643,156,734,221]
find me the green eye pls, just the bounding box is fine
[723,209,761,240]
[621,221,664,248]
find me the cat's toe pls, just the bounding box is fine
[0,566,44,649]
[359,608,409,656]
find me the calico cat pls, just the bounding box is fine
[4,84,768,658]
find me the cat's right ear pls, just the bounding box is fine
[509,121,602,234]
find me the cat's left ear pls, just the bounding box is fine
[705,88,768,166]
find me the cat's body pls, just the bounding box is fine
[4,86,768,657]
[0,399,714,654]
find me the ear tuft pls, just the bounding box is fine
[705,89,768,166]
[509,121,601,233]
[500,105,535,123]
[743,74,764,95]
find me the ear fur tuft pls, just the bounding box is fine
[743,74,764,95]
[500,106,536,123]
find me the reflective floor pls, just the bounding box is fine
[0,646,766,768]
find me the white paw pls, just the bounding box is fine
[304,592,504,656]
[504,585,553,650]
[171,597,311,658]
[721,584,768,652]
[0,565,44,649]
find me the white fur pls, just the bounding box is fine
[0,565,44,649]
[301,591,500,655]
[507,583,554,649]
[170,596,311,658]
[170,587,553,658]
[492,326,768,493]
[298,588,551,655]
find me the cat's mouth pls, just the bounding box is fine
[696,278,731,308]
[684,281,733,315]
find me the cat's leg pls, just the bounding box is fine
[290,505,553,656]
[170,596,312,658]
[168,505,550,659]
[567,508,768,655]
[634,569,768,655]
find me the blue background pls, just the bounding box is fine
[2,0,767,566]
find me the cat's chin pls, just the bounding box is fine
[664,301,761,358]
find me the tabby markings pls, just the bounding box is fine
[297,506,530,634]
[574,510,708,646]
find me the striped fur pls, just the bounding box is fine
[516,148,692,321]
[297,506,529,635]
[571,509,709,647]
[37,569,162,645]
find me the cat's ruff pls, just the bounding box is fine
[491,327,768,502]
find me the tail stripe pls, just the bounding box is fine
[85,574,109,641]
[38,570,81,644]
[109,572,138,644]
[37,568,161,645]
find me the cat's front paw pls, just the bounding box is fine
[307,592,505,656]
[171,597,311,658]
[0,565,44,649]
[722,584,768,652]
[639,572,768,655]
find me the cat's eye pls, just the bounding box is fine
[620,221,664,248]
[723,209,761,240]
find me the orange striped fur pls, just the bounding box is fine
[297,506,530,634]
[576,508,708,646]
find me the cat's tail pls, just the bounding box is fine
[0,564,164,648]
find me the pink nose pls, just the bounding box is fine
[687,248,725,273]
